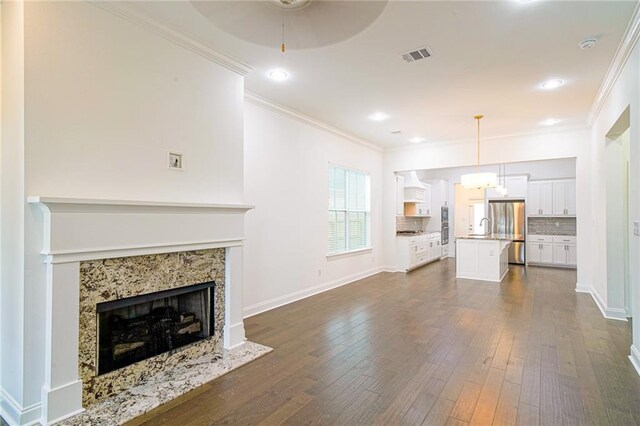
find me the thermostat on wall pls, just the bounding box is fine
[168,152,183,170]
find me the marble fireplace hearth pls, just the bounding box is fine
[29,197,261,425]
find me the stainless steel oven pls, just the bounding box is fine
[441,224,449,245]
[441,206,449,223]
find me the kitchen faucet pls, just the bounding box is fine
[479,217,491,236]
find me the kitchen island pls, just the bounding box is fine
[455,235,512,282]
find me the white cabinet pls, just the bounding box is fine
[527,235,554,264]
[552,179,576,216]
[405,203,432,217]
[552,236,577,266]
[486,175,528,199]
[528,242,553,263]
[398,233,441,271]
[527,181,553,216]
[395,175,405,216]
[404,183,433,217]
[528,235,576,267]
[528,179,575,217]
[506,176,528,198]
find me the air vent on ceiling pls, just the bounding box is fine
[401,46,433,63]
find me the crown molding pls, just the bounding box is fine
[587,1,640,126]
[89,1,253,77]
[384,124,589,153]
[244,91,383,153]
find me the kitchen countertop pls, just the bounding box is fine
[396,231,441,238]
[456,234,517,241]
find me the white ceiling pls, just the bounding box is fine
[123,1,637,149]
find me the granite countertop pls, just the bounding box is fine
[456,234,516,241]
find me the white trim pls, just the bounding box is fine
[0,387,41,426]
[384,125,588,153]
[28,196,254,214]
[223,323,247,350]
[326,247,373,260]
[576,285,628,321]
[88,1,252,76]
[245,91,383,153]
[629,345,640,377]
[42,239,245,264]
[41,380,84,426]
[575,283,592,293]
[587,2,640,126]
[243,266,384,318]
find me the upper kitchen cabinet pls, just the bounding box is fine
[395,174,405,216]
[486,175,528,199]
[527,181,553,216]
[403,172,432,217]
[553,179,576,216]
[404,185,432,216]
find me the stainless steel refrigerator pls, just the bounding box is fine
[489,200,526,264]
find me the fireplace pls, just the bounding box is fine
[96,281,215,375]
[29,196,253,424]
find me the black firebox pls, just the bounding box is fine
[96,281,215,375]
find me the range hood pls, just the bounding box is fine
[404,171,426,189]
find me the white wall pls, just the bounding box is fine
[1,2,246,423]
[383,128,590,276]
[242,101,384,317]
[1,1,27,424]
[588,35,640,351]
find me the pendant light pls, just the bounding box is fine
[461,115,497,190]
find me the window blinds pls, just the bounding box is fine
[328,165,371,254]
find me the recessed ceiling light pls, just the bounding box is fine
[578,38,598,49]
[540,79,565,90]
[369,112,389,121]
[540,118,561,126]
[409,137,425,143]
[267,69,289,81]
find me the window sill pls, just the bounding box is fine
[326,247,373,260]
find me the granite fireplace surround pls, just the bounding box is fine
[28,197,269,425]
[79,249,226,405]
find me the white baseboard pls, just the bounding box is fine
[41,380,84,426]
[576,285,628,321]
[243,266,385,318]
[629,345,640,377]
[223,322,247,349]
[575,282,592,293]
[0,387,41,426]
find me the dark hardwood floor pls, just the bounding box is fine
[130,259,640,425]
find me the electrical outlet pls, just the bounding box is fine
[634,221,640,237]
[555,221,560,227]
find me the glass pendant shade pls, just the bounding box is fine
[461,172,497,189]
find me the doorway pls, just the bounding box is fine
[605,106,631,317]
[454,184,485,237]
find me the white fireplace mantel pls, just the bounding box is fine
[28,196,253,424]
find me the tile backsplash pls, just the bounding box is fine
[528,217,576,236]
[396,216,424,232]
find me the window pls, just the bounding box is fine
[328,164,371,255]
